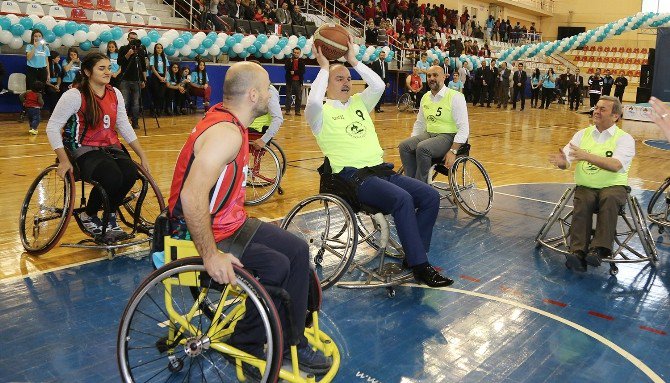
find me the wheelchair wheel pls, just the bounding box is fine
[630,196,658,265]
[19,165,75,255]
[245,146,281,206]
[118,257,283,383]
[449,156,493,217]
[647,177,670,223]
[356,213,404,259]
[281,194,358,290]
[397,93,413,112]
[267,141,287,178]
[117,163,166,235]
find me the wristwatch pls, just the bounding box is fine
[449,149,458,155]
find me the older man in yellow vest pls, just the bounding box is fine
[549,95,635,272]
[398,65,470,183]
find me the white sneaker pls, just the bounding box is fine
[107,213,126,235]
[79,212,103,236]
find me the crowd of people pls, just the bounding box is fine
[201,0,308,30]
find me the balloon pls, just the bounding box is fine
[207,31,217,40]
[181,31,192,42]
[19,17,34,30]
[271,45,281,54]
[164,45,176,55]
[33,23,47,34]
[74,30,87,43]
[172,37,185,49]
[228,50,238,58]
[232,43,244,53]
[22,30,31,43]
[259,45,268,53]
[0,17,11,31]
[80,41,92,51]
[195,46,205,54]
[158,36,170,47]
[209,45,220,56]
[246,45,257,54]
[65,21,78,35]
[263,51,273,59]
[52,37,61,47]
[140,36,151,47]
[92,38,100,47]
[179,46,191,56]
[62,34,75,47]
[188,51,197,59]
[86,31,97,41]
[194,31,206,41]
[233,33,243,42]
[10,24,25,37]
[188,38,200,48]
[256,34,268,44]
[44,30,56,43]
[202,38,213,48]
[99,30,112,42]
[148,30,160,43]
[79,24,90,32]
[239,51,249,58]
[111,26,123,40]
[9,36,23,49]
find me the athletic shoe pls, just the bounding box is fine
[79,212,103,236]
[285,344,332,375]
[106,213,126,235]
[29,129,38,135]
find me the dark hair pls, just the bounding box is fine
[67,47,79,61]
[533,68,540,79]
[106,40,118,57]
[30,29,44,44]
[194,60,207,85]
[48,51,61,78]
[152,43,168,75]
[31,80,45,93]
[78,53,110,131]
[168,63,181,83]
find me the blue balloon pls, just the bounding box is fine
[164,45,176,55]
[233,33,243,42]
[99,31,112,42]
[225,37,236,47]
[111,26,123,40]
[297,39,306,48]
[356,54,363,61]
[220,44,230,53]
[271,45,281,54]
[247,45,257,54]
[263,51,273,59]
[33,23,47,34]
[172,37,185,49]
[65,21,78,35]
[278,37,288,47]
[80,41,92,51]
[359,45,366,53]
[195,46,205,54]
[229,50,238,58]
[188,51,197,59]
[20,17,34,30]
[92,38,101,47]
[253,40,262,49]
[181,32,192,42]
[253,50,262,58]
[239,51,249,58]
[10,23,25,37]
[79,24,89,32]
[202,38,213,48]
[0,17,10,31]
[140,36,151,47]
[44,30,56,43]
[256,34,268,43]
[148,30,160,43]
[207,32,217,40]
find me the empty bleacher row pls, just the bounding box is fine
[566,45,651,82]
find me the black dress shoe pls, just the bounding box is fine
[585,247,610,267]
[413,265,454,287]
[566,251,587,272]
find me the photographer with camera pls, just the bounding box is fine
[118,31,147,130]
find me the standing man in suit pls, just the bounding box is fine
[284,46,305,115]
[569,68,584,110]
[371,51,389,112]
[275,2,292,24]
[512,61,527,111]
[226,0,247,19]
[480,59,497,107]
[496,61,511,109]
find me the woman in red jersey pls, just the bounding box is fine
[46,53,150,238]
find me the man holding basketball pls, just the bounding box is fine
[305,37,454,288]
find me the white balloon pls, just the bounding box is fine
[232,43,244,53]
[259,45,268,53]
[209,45,220,56]
[166,29,178,39]
[188,38,199,49]
[193,31,206,41]
[28,14,41,22]
[288,35,298,44]
[215,37,225,47]
[170,50,180,58]
[242,36,254,48]
[52,37,61,47]
[42,16,56,29]
[10,36,23,49]
[158,37,170,47]
[62,34,75,47]
[274,53,284,59]
[282,45,291,54]
[382,46,390,53]
[7,14,20,25]
[135,29,147,38]
[217,32,228,40]
[22,30,32,43]
[99,24,110,32]
[0,31,12,44]
[87,31,97,41]
[362,53,370,61]
[180,46,192,56]
[74,30,87,43]
[149,42,156,53]
[267,35,279,45]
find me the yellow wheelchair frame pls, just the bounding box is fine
[117,236,340,383]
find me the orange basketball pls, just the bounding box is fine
[313,23,350,61]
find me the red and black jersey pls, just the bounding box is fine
[63,84,120,151]
[168,104,249,242]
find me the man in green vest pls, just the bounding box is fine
[399,65,470,183]
[549,96,635,272]
[304,40,454,287]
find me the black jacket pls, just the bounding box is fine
[370,59,388,83]
[512,69,527,88]
[284,57,305,84]
[118,43,147,82]
[482,66,497,86]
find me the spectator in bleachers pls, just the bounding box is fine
[530,68,541,108]
[149,43,169,116]
[588,68,603,109]
[365,19,378,45]
[602,69,614,96]
[189,60,211,109]
[106,41,121,88]
[540,68,556,109]
[253,6,266,22]
[26,29,51,91]
[364,0,375,21]
[118,31,147,130]
[291,4,305,25]
[45,51,62,112]
[613,74,627,103]
[228,0,248,20]
[284,47,305,115]
[486,15,494,40]
[263,2,276,23]
[492,18,500,41]
[204,0,226,30]
[569,68,584,110]
[275,1,292,24]
[166,63,187,115]
[61,48,81,94]
[459,8,469,33]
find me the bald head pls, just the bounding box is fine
[426,65,446,93]
[327,64,352,102]
[223,61,270,122]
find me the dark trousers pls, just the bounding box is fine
[339,168,440,267]
[166,88,186,112]
[227,222,310,354]
[26,107,41,130]
[25,66,47,89]
[531,87,540,107]
[148,75,167,112]
[472,84,481,106]
[512,86,525,109]
[285,80,302,113]
[119,80,142,125]
[589,92,600,108]
[75,149,138,216]
[569,88,582,109]
[614,91,624,103]
[45,84,61,112]
[480,84,494,106]
[569,185,628,253]
[541,87,554,108]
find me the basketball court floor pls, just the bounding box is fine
[0,103,668,382]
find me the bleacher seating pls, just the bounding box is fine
[70,7,88,20]
[25,3,45,16]
[131,0,149,15]
[1,0,21,13]
[78,0,94,9]
[115,0,131,13]
[249,20,266,35]
[234,19,250,34]
[96,0,114,11]
[130,13,145,25]
[147,15,161,26]
[91,9,108,21]
[58,0,74,7]
[38,0,56,5]
[292,25,306,37]
[220,16,234,32]
[281,23,292,37]
[111,11,127,23]
[48,4,67,17]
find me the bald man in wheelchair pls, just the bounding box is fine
[549,96,635,272]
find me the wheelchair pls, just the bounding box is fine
[117,237,340,383]
[399,143,494,217]
[535,186,658,276]
[18,150,165,258]
[647,176,670,233]
[397,92,416,112]
[245,130,287,206]
[281,161,417,298]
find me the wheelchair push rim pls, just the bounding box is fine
[117,161,166,235]
[245,146,282,206]
[117,257,283,383]
[449,156,494,217]
[19,165,75,255]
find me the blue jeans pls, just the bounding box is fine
[119,80,141,125]
[339,167,440,267]
[26,107,41,130]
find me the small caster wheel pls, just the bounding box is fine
[609,265,618,276]
[167,357,184,372]
[278,187,284,195]
[386,287,396,298]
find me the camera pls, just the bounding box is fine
[39,39,46,45]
